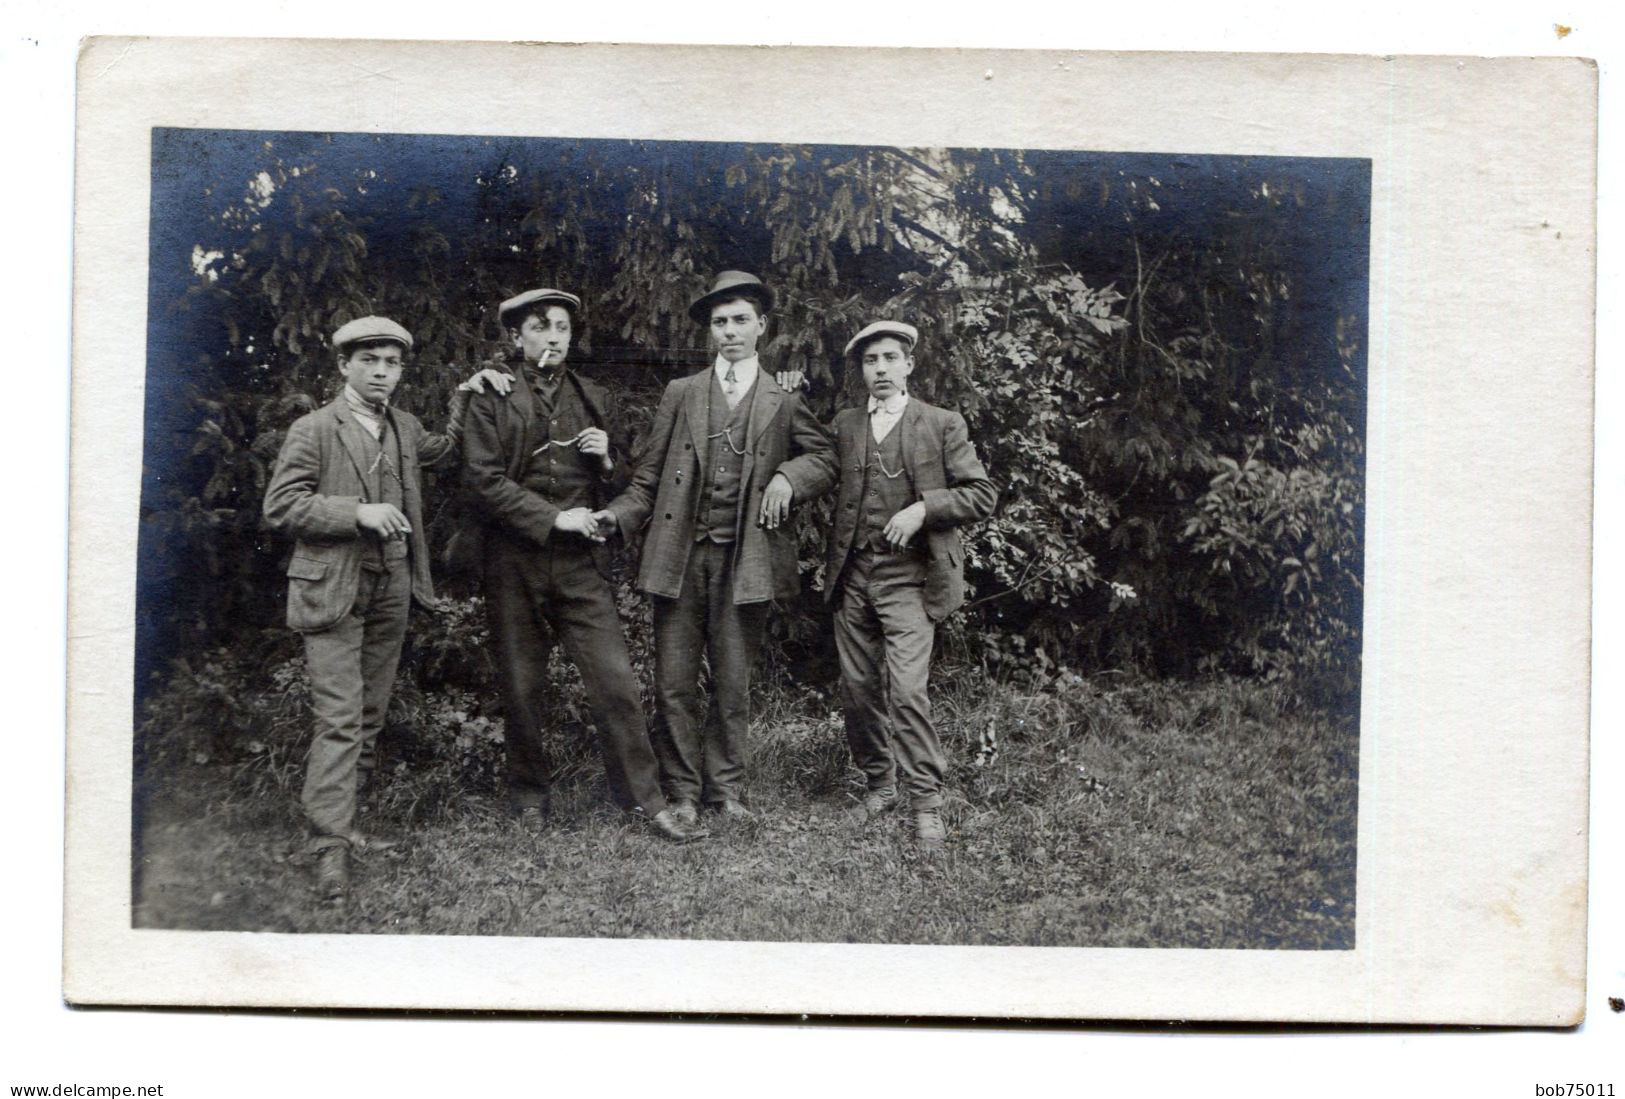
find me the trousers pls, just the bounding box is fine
[833,548,945,810]
[300,559,412,847]
[650,540,768,804]
[484,530,666,814]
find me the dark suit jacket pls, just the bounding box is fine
[605,368,835,605]
[826,398,996,621]
[459,365,630,579]
[263,395,454,632]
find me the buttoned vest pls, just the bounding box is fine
[519,372,600,512]
[699,372,754,544]
[358,417,408,565]
[857,422,916,552]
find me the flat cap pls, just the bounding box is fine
[688,270,775,325]
[499,288,582,329]
[332,315,413,352]
[844,320,919,358]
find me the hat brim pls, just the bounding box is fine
[845,330,917,359]
[688,283,775,326]
[499,294,580,329]
[336,333,412,353]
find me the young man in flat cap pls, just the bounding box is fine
[460,288,708,844]
[824,321,996,851]
[594,271,835,823]
[264,316,513,900]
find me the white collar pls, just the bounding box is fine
[866,391,909,416]
[713,354,760,384]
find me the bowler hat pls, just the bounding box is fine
[499,288,582,330]
[332,315,414,353]
[688,270,775,325]
[844,320,919,358]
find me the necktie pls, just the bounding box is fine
[723,363,739,408]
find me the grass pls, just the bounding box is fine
[132,663,1357,948]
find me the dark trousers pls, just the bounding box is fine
[651,540,768,804]
[484,530,666,815]
[301,560,412,847]
[833,548,945,810]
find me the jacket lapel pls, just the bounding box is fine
[330,398,373,501]
[685,371,710,465]
[842,409,864,471]
[745,370,783,450]
[572,371,609,427]
[898,398,925,489]
[504,367,536,476]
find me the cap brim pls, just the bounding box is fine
[688,285,774,325]
[500,295,579,328]
[845,332,916,358]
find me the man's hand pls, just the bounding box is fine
[882,501,927,549]
[554,507,606,542]
[759,472,795,529]
[357,503,412,540]
[589,510,619,540]
[459,368,514,395]
[577,427,614,473]
[775,369,807,392]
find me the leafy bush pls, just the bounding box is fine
[137,133,1367,713]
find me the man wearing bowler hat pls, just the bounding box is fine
[595,271,836,823]
[824,320,996,851]
[264,316,514,900]
[460,287,708,843]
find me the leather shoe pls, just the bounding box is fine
[348,829,400,854]
[515,800,550,832]
[709,798,754,821]
[314,843,350,901]
[646,808,710,843]
[914,807,946,852]
[667,799,700,827]
[847,786,898,824]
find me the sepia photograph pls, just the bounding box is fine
[59,36,1595,1027]
[131,128,1367,948]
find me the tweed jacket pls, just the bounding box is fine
[459,364,631,579]
[263,395,454,633]
[825,397,996,621]
[605,368,836,605]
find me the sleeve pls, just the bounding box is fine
[459,389,561,545]
[414,388,472,469]
[920,411,997,529]
[598,385,635,497]
[262,415,361,542]
[772,394,839,502]
[603,379,682,537]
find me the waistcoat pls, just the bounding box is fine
[359,417,408,565]
[857,422,916,552]
[699,372,754,544]
[519,372,600,513]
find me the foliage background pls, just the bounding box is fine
[137,128,1368,706]
[130,129,1366,947]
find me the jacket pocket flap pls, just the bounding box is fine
[287,556,329,581]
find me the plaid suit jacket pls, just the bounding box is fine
[606,369,836,604]
[825,397,996,620]
[263,395,454,632]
